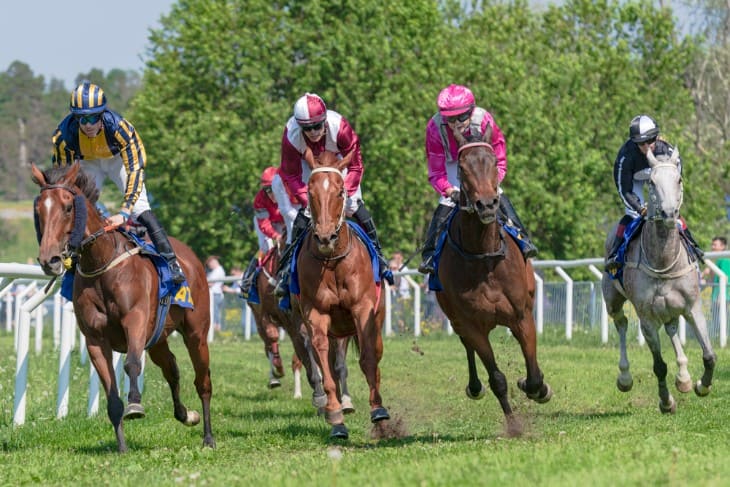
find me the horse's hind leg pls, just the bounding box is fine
[664,319,692,393]
[685,303,717,396]
[641,321,675,414]
[464,334,513,417]
[122,339,146,420]
[87,341,128,452]
[607,297,633,391]
[459,337,486,399]
[334,337,355,414]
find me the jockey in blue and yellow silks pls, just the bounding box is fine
[51,81,186,284]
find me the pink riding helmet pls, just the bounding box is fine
[437,84,475,117]
[293,93,327,125]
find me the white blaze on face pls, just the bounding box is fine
[42,195,53,217]
[322,178,330,191]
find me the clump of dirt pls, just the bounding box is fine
[370,414,409,440]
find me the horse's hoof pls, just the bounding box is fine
[616,377,633,392]
[465,383,486,400]
[341,395,355,414]
[268,378,282,389]
[694,381,711,397]
[370,407,390,423]
[675,377,693,394]
[185,410,201,426]
[272,364,285,379]
[330,424,349,439]
[123,403,146,420]
[533,383,553,404]
[659,397,676,414]
[312,393,328,409]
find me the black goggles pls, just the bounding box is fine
[301,121,324,132]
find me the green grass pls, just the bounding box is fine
[1,331,729,486]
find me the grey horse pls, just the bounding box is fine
[601,148,716,413]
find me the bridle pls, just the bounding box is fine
[309,166,347,236]
[456,141,497,216]
[38,183,137,278]
[645,162,683,222]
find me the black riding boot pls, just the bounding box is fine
[239,256,259,299]
[353,202,394,285]
[137,210,186,284]
[605,215,634,273]
[418,204,453,274]
[499,194,538,259]
[681,226,705,264]
[274,209,311,297]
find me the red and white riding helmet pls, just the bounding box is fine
[293,93,327,125]
[260,166,277,187]
[437,84,475,117]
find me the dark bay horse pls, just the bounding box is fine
[435,128,552,433]
[31,162,214,452]
[293,150,389,439]
[601,148,715,413]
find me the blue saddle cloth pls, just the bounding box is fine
[246,268,262,305]
[607,217,644,281]
[427,210,525,292]
[60,231,194,348]
[279,220,384,310]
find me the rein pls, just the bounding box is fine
[308,166,351,261]
[446,223,506,260]
[457,142,496,216]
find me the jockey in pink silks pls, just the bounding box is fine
[419,84,538,274]
[271,92,393,296]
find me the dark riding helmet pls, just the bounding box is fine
[629,115,660,143]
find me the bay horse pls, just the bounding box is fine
[293,150,388,439]
[248,241,355,413]
[434,127,552,433]
[601,148,716,413]
[31,162,214,452]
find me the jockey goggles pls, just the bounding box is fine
[638,137,657,146]
[301,121,324,132]
[444,109,473,124]
[76,113,102,125]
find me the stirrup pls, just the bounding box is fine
[418,255,435,275]
[273,275,289,297]
[168,260,186,284]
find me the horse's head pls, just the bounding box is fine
[454,125,500,224]
[31,162,99,276]
[305,150,352,255]
[646,148,682,227]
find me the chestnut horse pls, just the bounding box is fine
[31,162,214,453]
[434,128,552,433]
[249,241,355,413]
[293,150,388,439]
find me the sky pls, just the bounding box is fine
[0,0,176,89]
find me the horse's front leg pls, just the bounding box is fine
[685,302,717,396]
[511,316,552,404]
[459,335,486,399]
[122,324,147,421]
[352,304,389,424]
[307,309,346,433]
[663,319,692,393]
[86,340,127,453]
[641,320,675,414]
[613,308,633,392]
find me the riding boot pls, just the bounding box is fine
[239,256,259,299]
[137,210,186,284]
[499,194,538,259]
[680,227,705,264]
[604,233,623,273]
[418,204,453,274]
[274,209,310,297]
[353,202,394,285]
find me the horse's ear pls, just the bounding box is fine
[453,128,467,147]
[66,161,82,184]
[304,148,318,170]
[30,162,46,187]
[670,147,680,165]
[337,151,353,172]
[482,122,492,144]
[646,148,658,168]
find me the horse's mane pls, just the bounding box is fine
[41,165,100,204]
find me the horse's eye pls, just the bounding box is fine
[65,204,73,215]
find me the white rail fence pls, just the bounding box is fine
[3,253,729,426]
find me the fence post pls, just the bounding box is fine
[534,272,543,335]
[588,265,609,344]
[555,267,573,340]
[384,283,393,336]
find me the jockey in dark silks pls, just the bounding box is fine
[51,81,185,283]
[605,114,703,273]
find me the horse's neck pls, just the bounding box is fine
[78,203,122,268]
[642,221,683,268]
[453,212,501,254]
